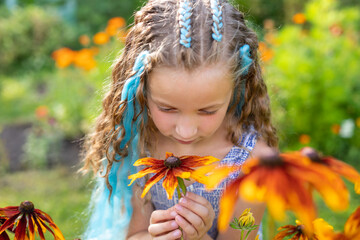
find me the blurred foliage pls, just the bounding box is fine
[264,0,360,162]
[0,168,93,239]
[0,6,75,74]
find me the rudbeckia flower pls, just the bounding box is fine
[198,151,348,232]
[301,147,360,194]
[0,201,65,240]
[275,220,319,240]
[128,152,219,199]
[314,207,360,240]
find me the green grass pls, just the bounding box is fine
[0,168,93,239]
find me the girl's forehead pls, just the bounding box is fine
[147,62,233,105]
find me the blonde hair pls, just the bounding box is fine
[81,0,278,188]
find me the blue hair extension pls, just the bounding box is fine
[179,0,192,48]
[235,44,252,116]
[84,51,150,240]
[210,0,223,42]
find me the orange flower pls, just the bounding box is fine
[0,201,65,240]
[331,124,341,134]
[299,134,311,144]
[301,147,360,194]
[79,34,90,46]
[356,117,360,128]
[128,152,219,199]
[108,17,126,28]
[73,48,97,71]
[93,32,110,45]
[258,42,274,62]
[199,151,349,232]
[51,47,75,68]
[293,13,306,24]
[35,105,49,119]
[314,207,360,240]
[275,220,319,240]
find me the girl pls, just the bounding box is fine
[81,0,277,239]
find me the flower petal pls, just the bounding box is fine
[180,155,219,168]
[344,206,360,238]
[218,178,241,231]
[165,152,174,158]
[172,168,191,179]
[128,166,166,186]
[32,215,46,240]
[36,212,65,240]
[0,214,20,235]
[14,216,27,240]
[133,157,164,166]
[141,170,166,198]
[162,169,179,199]
[0,231,10,240]
[194,164,239,189]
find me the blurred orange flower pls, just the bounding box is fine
[198,151,349,232]
[128,152,219,199]
[93,32,110,45]
[293,13,306,24]
[108,17,126,28]
[35,105,49,119]
[258,42,274,62]
[301,147,360,194]
[79,34,90,46]
[51,47,75,68]
[73,48,97,71]
[314,207,360,240]
[275,220,319,240]
[299,134,311,144]
[331,124,341,134]
[356,117,360,127]
[0,201,65,240]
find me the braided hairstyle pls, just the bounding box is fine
[81,0,277,239]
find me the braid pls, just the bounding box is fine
[178,0,193,48]
[210,0,223,42]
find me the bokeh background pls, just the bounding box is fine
[0,0,359,239]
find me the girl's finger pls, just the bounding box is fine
[148,220,179,236]
[175,214,198,239]
[152,229,182,240]
[150,208,177,224]
[174,203,205,232]
[178,194,214,225]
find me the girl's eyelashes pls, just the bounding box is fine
[158,106,177,112]
[199,110,217,115]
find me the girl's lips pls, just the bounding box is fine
[175,138,195,144]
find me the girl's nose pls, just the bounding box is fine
[175,117,198,140]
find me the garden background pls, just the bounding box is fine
[0,0,359,239]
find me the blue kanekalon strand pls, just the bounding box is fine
[84,51,150,240]
[210,0,223,42]
[236,44,252,116]
[179,0,192,48]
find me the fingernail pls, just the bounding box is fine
[173,229,181,238]
[170,211,177,217]
[180,197,187,204]
[171,221,178,228]
[175,204,183,211]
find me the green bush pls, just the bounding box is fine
[265,0,360,162]
[0,6,75,74]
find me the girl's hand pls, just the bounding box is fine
[174,192,215,240]
[148,207,182,240]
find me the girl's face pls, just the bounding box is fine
[147,62,233,146]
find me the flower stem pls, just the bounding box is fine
[267,215,276,239]
[240,230,244,240]
[177,177,187,196]
[176,185,184,240]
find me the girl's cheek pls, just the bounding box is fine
[150,111,175,132]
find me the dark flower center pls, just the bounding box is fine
[164,156,181,168]
[19,201,34,214]
[301,147,323,163]
[259,153,284,167]
[296,224,304,234]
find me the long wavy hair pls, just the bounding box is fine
[81,0,277,238]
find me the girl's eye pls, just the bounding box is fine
[200,110,217,115]
[158,106,176,112]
